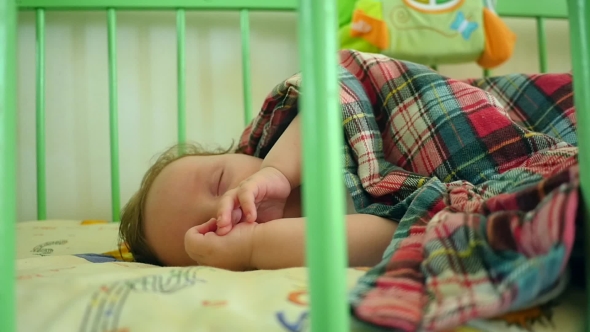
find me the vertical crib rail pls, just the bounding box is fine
[240,9,253,125]
[299,0,349,331]
[107,9,121,221]
[536,17,548,72]
[177,9,187,148]
[36,8,47,220]
[0,0,17,331]
[566,0,590,330]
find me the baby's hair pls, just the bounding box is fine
[118,142,236,265]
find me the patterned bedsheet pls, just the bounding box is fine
[16,219,586,332]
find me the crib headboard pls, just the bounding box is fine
[2,1,590,332]
[9,0,575,224]
[15,0,301,223]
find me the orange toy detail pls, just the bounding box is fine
[350,9,390,50]
[477,8,517,69]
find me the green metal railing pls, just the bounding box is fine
[1,1,589,332]
[567,0,590,329]
[240,9,253,125]
[107,8,121,221]
[496,0,567,75]
[298,1,348,331]
[0,1,17,332]
[25,1,289,222]
[176,9,187,148]
[16,0,298,10]
[35,8,46,220]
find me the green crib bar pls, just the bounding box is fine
[36,8,47,220]
[177,8,187,148]
[240,9,253,125]
[536,17,548,73]
[107,8,121,221]
[566,0,590,330]
[0,0,17,331]
[299,0,349,331]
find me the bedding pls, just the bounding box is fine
[237,50,581,331]
[15,219,585,332]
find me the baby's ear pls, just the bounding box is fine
[194,218,218,234]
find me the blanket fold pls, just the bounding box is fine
[237,50,579,332]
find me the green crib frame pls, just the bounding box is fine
[0,0,589,331]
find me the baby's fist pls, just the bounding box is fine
[184,221,256,271]
[215,166,291,235]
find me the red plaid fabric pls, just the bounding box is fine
[238,50,578,331]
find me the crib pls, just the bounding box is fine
[1,0,589,331]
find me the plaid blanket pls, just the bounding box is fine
[237,50,579,331]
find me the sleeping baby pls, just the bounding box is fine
[118,113,397,270]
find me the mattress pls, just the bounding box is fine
[15,219,586,332]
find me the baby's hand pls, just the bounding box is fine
[185,221,256,271]
[215,166,291,236]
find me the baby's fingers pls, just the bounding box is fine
[195,218,217,234]
[237,182,258,223]
[216,189,239,230]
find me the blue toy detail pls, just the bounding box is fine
[450,11,479,40]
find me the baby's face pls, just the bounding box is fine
[143,153,262,266]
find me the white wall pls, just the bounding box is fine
[16,11,571,222]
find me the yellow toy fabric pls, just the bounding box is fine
[338,0,516,69]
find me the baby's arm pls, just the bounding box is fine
[185,214,396,271]
[259,113,302,188]
[251,214,397,269]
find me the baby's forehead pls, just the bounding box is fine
[144,171,192,231]
[154,163,193,191]
[156,156,202,180]
[166,155,198,170]
[150,154,219,197]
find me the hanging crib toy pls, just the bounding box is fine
[338,0,517,68]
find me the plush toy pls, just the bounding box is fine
[338,0,516,69]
